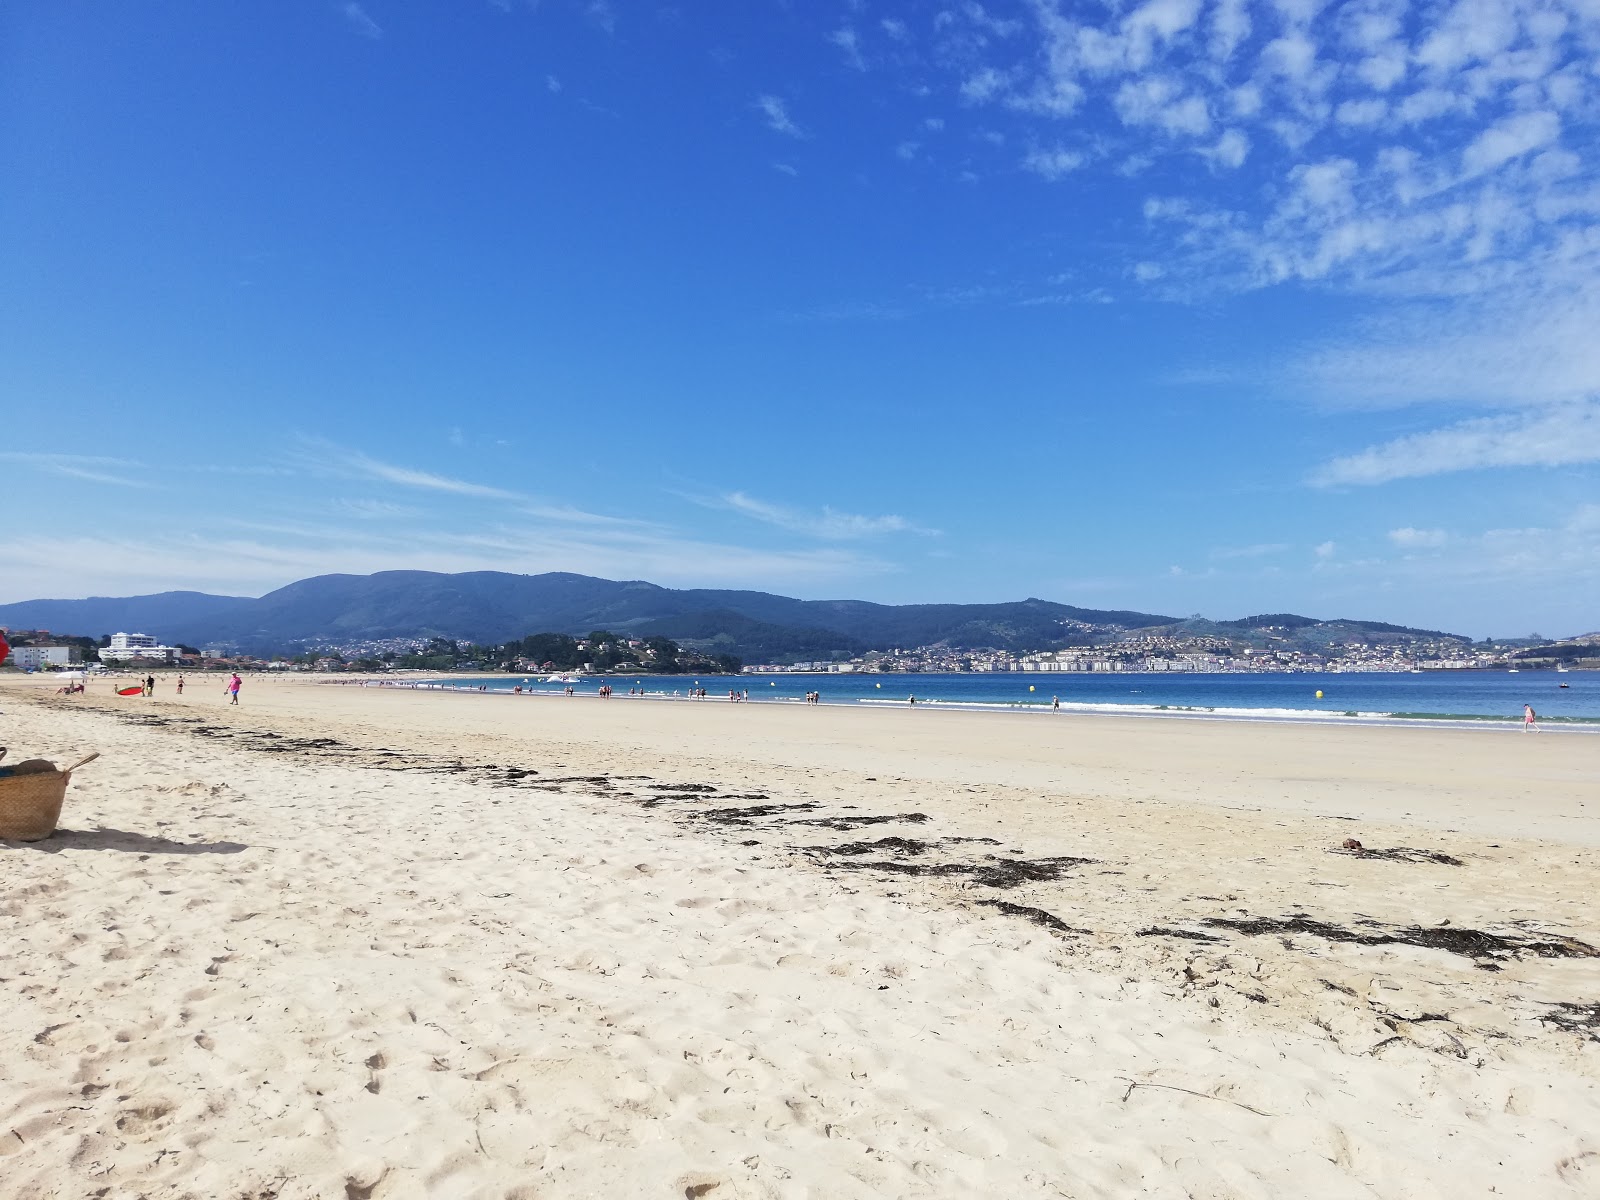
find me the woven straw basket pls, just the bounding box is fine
[0,752,99,842]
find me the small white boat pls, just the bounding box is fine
[543,672,585,684]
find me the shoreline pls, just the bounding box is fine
[322,675,1600,733]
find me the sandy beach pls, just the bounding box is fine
[3,674,1599,1199]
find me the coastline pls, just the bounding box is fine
[366,672,1600,731]
[5,674,1600,1196]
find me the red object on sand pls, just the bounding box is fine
[117,686,144,696]
[0,630,9,666]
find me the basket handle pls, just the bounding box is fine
[62,752,100,773]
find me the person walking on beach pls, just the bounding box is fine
[226,673,242,705]
[176,675,185,695]
[1524,703,1539,732]
[144,674,155,697]
[1052,695,1060,711]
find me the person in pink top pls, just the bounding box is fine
[227,674,242,705]
[1523,703,1538,732]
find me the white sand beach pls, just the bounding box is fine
[4,675,1599,1198]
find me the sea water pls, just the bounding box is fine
[419,670,1600,726]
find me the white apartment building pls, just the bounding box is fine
[101,632,182,664]
[8,645,79,670]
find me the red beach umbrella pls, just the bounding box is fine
[0,630,8,666]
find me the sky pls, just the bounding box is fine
[1,0,1597,638]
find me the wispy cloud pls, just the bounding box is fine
[1312,404,1600,486]
[336,498,418,519]
[0,520,888,604]
[340,2,382,39]
[1290,285,1600,413]
[1211,542,1289,560]
[1022,146,1084,179]
[1303,506,1600,634]
[584,0,615,35]
[296,440,524,500]
[0,452,150,487]
[828,27,866,71]
[755,94,804,138]
[1388,527,1448,548]
[715,491,938,539]
[0,437,919,604]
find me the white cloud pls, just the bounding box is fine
[584,0,615,35]
[340,2,381,39]
[1202,127,1250,168]
[1314,540,1336,557]
[936,0,1595,317]
[1335,98,1386,126]
[297,440,524,500]
[1388,527,1448,548]
[336,499,418,519]
[1291,283,1600,410]
[755,94,804,138]
[718,492,938,539]
[1022,146,1084,179]
[0,524,886,605]
[1461,110,1560,177]
[828,27,866,71]
[1304,505,1600,634]
[0,452,150,487]
[1313,403,1600,485]
[1212,542,1289,559]
[1115,76,1211,137]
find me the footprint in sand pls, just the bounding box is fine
[116,1098,177,1141]
[365,1051,386,1094]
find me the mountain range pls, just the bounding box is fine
[0,570,1469,661]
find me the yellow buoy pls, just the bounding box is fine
[1315,690,1324,699]
[876,683,881,688]
[1029,685,1035,692]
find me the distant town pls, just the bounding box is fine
[5,625,1596,675]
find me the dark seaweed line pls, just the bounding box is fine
[1207,915,1600,961]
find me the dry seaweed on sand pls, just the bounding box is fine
[1205,914,1600,961]
[823,854,1095,889]
[789,812,932,830]
[1138,926,1224,943]
[1541,1002,1600,1041]
[806,836,999,857]
[977,899,1089,935]
[1329,845,1464,866]
[691,802,823,825]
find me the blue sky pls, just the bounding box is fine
[2,0,1597,638]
